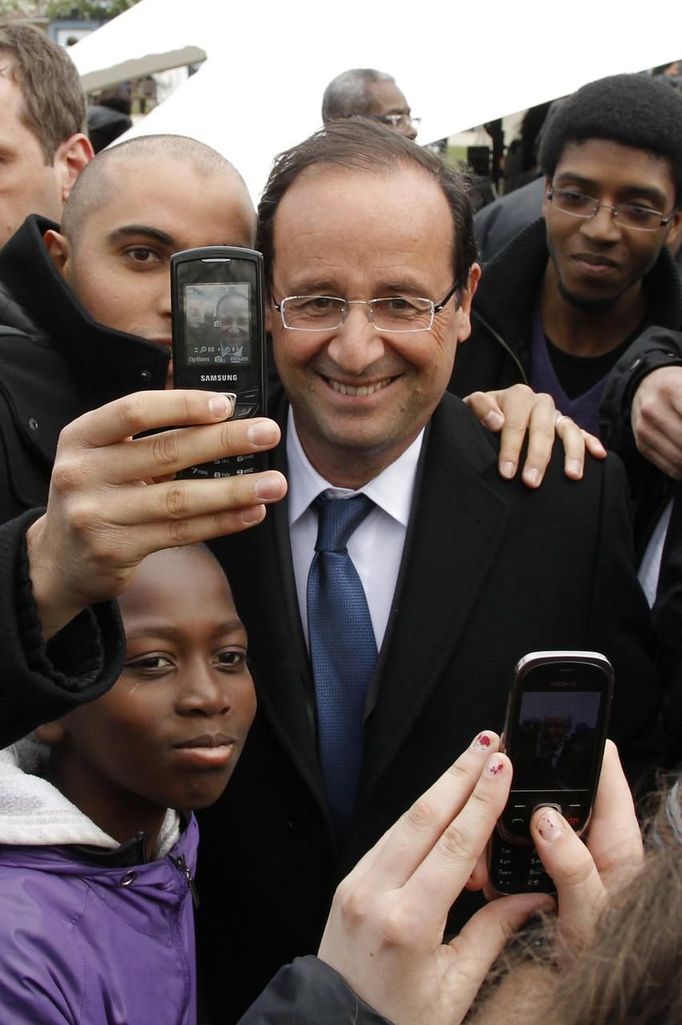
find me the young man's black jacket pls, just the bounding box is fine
[0,215,168,746]
[448,217,682,404]
[601,326,682,759]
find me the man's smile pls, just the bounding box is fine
[323,374,396,397]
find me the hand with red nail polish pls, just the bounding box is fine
[529,740,644,953]
[317,730,554,1025]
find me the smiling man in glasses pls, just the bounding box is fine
[450,73,682,439]
[199,117,663,1024]
[322,67,420,140]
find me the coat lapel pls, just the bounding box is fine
[360,396,512,794]
[236,400,329,809]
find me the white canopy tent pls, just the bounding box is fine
[70,0,682,200]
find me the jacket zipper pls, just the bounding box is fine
[171,854,200,909]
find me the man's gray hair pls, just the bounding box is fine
[321,68,395,123]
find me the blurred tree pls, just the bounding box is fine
[0,0,140,19]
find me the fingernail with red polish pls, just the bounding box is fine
[486,755,505,777]
[471,731,493,752]
[536,807,565,842]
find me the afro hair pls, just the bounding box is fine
[539,73,682,200]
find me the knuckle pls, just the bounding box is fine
[116,393,149,437]
[163,484,191,519]
[439,819,476,862]
[66,496,101,535]
[50,455,87,495]
[637,395,660,426]
[166,518,193,546]
[508,383,532,399]
[216,420,239,454]
[377,903,412,947]
[404,793,439,832]
[333,881,372,927]
[150,430,181,468]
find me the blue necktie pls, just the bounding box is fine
[307,493,377,835]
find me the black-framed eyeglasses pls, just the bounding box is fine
[370,113,421,131]
[273,282,460,333]
[547,186,677,232]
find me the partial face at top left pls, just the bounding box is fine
[0,71,90,245]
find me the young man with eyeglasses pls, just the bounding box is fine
[321,67,420,140]
[198,117,663,1024]
[450,73,682,441]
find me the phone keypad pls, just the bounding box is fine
[489,838,555,894]
[178,453,256,480]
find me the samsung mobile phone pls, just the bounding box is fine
[171,246,266,479]
[488,650,613,894]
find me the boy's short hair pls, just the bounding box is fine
[0,23,86,162]
[539,73,682,201]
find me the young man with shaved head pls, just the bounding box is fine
[0,134,287,742]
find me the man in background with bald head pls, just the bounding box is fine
[321,68,419,140]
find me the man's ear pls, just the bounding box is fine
[35,720,66,746]
[665,208,682,259]
[53,132,94,204]
[265,297,274,333]
[43,227,70,275]
[454,262,481,344]
[542,175,553,212]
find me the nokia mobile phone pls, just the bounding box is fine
[489,650,613,894]
[171,246,266,479]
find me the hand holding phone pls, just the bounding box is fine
[489,650,613,894]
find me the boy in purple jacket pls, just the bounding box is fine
[0,543,256,1025]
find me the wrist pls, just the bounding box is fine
[25,517,85,640]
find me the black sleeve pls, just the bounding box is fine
[600,326,682,462]
[237,956,391,1025]
[0,509,125,747]
[587,455,667,784]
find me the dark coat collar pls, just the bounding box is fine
[0,215,169,409]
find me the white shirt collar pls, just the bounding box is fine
[286,406,424,528]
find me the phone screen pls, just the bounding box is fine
[171,246,266,478]
[512,688,603,791]
[182,282,254,369]
[512,690,603,791]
